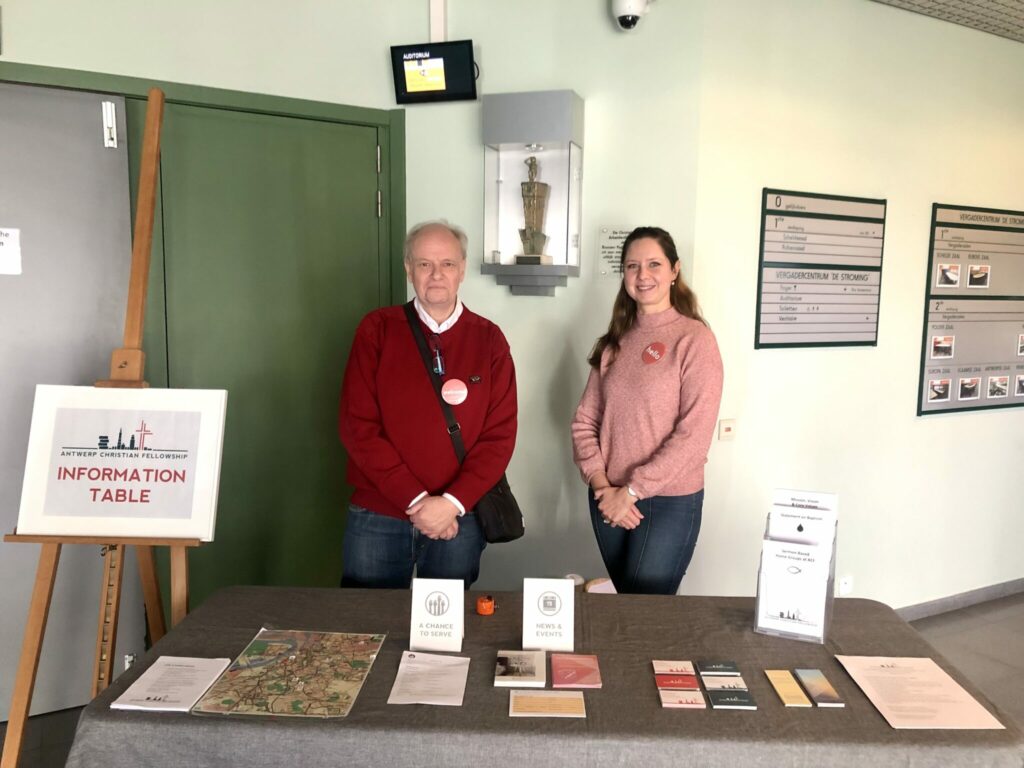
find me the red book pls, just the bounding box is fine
[655,673,700,691]
[550,654,602,688]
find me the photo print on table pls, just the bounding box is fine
[1016,375,1024,397]
[931,335,954,359]
[988,376,1009,398]
[936,262,960,288]
[1018,334,1024,356]
[958,377,980,400]
[967,264,990,288]
[928,379,951,402]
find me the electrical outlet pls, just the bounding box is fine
[718,418,736,441]
[838,575,853,596]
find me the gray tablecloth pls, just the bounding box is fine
[66,586,1024,767]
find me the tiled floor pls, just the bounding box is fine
[911,590,1024,728]
[1,591,1022,766]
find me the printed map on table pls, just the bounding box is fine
[192,628,385,718]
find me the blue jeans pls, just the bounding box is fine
[341,504,486,589]
[589,488,703,595]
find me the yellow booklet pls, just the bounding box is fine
[765,669,812,707]
[508,689,586,718]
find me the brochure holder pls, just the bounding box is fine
[754,508,837,645]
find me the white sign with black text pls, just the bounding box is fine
[0,227,22,275]
[522,577,574,652]
[410,578,464,653]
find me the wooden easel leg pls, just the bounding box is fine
[1,543,62,768]
[169,545,189,627]
[135,544,166,643]
[91,545,125,697]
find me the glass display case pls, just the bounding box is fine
[481,90,584,295]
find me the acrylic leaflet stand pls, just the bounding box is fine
[753,518,837,645]
[1,89,202,768]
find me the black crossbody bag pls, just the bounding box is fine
[403,302,524,543]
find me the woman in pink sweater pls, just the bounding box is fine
[571,227,723,594]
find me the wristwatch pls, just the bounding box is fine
[626,486,638,498]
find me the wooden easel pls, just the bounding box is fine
[2,89,201,768]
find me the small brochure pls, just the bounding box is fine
[755,488,838,644]
[550,654,602,688]
[765,669,811,707]
[494,650,546,688]
[522,578,575,652]
[659,689,706,709]
[387,651,470,707]
[410,578,464,653]
[111,656,230,712]
[794,668,845,707]
[836,656,1004,729]
[767,489,838,544]
[708,689,757,710]
[652,660,695,676]
[654,674,699,691]
[695,660,740,677]
[755,539,830,637]
[701,675,748,691]
[509,689,586,718]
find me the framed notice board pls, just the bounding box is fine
[755,188,887,349]
[917,203,1024,416]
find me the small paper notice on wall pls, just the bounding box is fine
[0,228,22,275]
[597,226,632,278]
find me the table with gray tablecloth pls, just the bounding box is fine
[66,586,1024,767]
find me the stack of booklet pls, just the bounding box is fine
[697,661,756,710]
[763,668,845,708]
[755,489,838,643]
[494,650,598,717]
[651,660,758,710]
[652,660,704,709]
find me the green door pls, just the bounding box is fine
[153,104,383,603]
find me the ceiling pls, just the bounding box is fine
[870,0,1024,43]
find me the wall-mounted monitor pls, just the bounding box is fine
[390,40,477,105]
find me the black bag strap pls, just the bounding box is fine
[403,301,466,464]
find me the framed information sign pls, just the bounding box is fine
[755,188,887,348]
[17,385,227,540]
[918,203,1024,415]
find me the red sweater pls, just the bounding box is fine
[339,303,517,520]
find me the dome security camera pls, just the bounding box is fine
[611,0,653,31]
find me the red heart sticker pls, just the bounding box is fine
[642,342,667,364]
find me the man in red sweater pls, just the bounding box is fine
[338,221,517,588]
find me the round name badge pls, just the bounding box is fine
[442,378,468,405]
[642,342,667,364]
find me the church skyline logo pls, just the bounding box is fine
[58,418,190,461]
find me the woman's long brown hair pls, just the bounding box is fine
[587,226,706,369]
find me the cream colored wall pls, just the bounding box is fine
[4,0,1022,607]
[691,1,1024,607]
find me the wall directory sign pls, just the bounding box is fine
[918,204,1024,415]
[755,189,887,348]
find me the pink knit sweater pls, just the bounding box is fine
[571,308,723,498]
